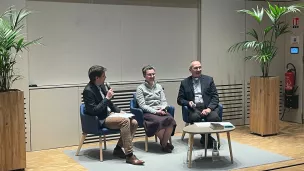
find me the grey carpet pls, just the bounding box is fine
[64,135,292,171]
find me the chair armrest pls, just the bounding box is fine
[131,107,144,127]
[167,106,175,117]
[130,99,145,127]
[182,106,190,123]
[80,114,100,134]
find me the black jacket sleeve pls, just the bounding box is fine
[207,78,219,110]
[177,81,190,107]
[109,102,121,113]
[83,89,110,116]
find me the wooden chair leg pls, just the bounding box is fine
[76,133,87,156]
[103,134,107,150]
[216,133,220,149]
[181,123,189,140]
[155,135,158,142]
[145,134,148,152]
[99,136,103,162]
[181,131,186,140]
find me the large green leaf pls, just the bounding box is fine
[263,26,272,37]
[275,22,291,38]
[246,29,259,41]
[227,40,260,53]
[0,6,42,91]
[237,6,264,23]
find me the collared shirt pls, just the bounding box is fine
[192,78,203,104]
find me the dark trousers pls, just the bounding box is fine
[189,103,220,139]
[189,103,220,123]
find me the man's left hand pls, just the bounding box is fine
[201,108,211,116]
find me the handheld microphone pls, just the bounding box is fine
[105,82,111,91]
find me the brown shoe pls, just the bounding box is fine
[113,148,126,159]
[126,155,145,165]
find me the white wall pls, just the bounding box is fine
[201,0,245,85]
[29,87,79,151]
[0,0,31,151]
[26,1,197,86]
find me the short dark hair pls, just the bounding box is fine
[142,65,155,76]
[88,65,107,82]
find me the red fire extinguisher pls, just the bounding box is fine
[285,63,296,96]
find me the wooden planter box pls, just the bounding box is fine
[0,91,26,171]
[250,76,280,136]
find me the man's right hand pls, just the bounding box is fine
[189,101,195,108]
[156,110,166,115]
[106,88,114,99]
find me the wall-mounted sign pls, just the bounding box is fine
[292,17,299,28]
[291,36,299,44]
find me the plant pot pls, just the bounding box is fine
[249,76,280,136]
[0,90,26,171]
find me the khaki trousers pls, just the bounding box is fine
[104,117,138,154]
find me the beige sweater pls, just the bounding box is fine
[135,82,168,114]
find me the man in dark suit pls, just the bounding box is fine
[177,61,220,148]
[83,65,144,165]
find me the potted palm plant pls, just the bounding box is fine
[228,2,304,136]
[0,6,41,170]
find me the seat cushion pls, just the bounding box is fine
[101,128,120,135]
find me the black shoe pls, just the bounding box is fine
[167,143,174,150]
[200,135,215,149]
[161,145,172,153]
[113,147,126,158]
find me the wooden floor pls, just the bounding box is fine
[26,121,304,171]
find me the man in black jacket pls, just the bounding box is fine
[83,65,144,165]
[177,61,220,148]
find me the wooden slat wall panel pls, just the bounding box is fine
[24,96,32,151]
[24,97,31,151]
[24,98,27,145]
[217,84,244,126]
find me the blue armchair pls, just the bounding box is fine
[130,93,175,152]
[181,104,223,146]
[76,103,120,161]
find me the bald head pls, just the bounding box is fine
[189,60,202,77]
[189,61,201,69]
